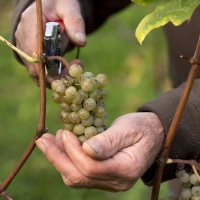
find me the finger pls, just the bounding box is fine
[55,130,65,152]
[55,0,86,46]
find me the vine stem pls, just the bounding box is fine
[0,0,46,195]
[151,36,200,200]
[0,36,40,63]
[47,56,70,69]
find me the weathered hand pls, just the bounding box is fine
[15,0,86,86]
[35,112,164,192]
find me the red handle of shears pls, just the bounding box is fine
[56,20,64,33]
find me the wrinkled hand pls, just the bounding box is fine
[35,112,164,192]
[15,0,86,86]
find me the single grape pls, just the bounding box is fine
[83,72,94,78]
[60,111,71,123]
[63,123,75,131]
[96,126,105,134]
[192,186,200,195]
[181,188,192,200]
[73,123,85,135]
[51,80,63,91]
[55,84,66,95]
[52,92,62,104]
[62,95,73,104]
[78,89,89,100]
[69,112,81,124]
[192,194,200,200]
[82,115,93,127]
[93,117,104,127]
[91,78,99,89]
[96,99,105,108]
[72,92,83,104]
[94,106,105,117]
[63,76,74,87]
[83,98,97,111]
[69,64,83,78]
[81,79,95,93]
[65,86,77,99]
[78,135,88,144]
[99,88,107,99]
[78,108,90,120]
[85,126,97,138]
[71,103,82,112]
[96,74,108,89]
[180,172,190,184]
[190,174,200,185]
[61,102,72,112]
[89,89,101,100]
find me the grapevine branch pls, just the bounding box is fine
[0,0,46,197]
[151,36,200,200]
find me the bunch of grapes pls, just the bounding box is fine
[164,169,200,200]
[51,64,108,144]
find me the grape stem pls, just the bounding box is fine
[0,36,40,63]
[47,56,70,69]
[0,0,47,196]
[167,158,200,181]
[151,36,200,200]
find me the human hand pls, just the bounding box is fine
[15,0,86,87]
[35,112,164,191]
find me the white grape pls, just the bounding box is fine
[82,115,93,127]
[69,64,83,78]
[78,89,89,100]
[62,95,73,104]
[61,102,72,112]
[51,80,63,91]
[180,172,190,184]
[96,74,108,89]
[96,99,105,108]
[78,135,87,144]
[65,86,77,99]
[52,92,62,104]
[99,88,107,99]
[81,79,95,93]
[192,194,200,200]
[93,117,104,127]
[85,126,97,138]
[192,186,200,195]
[78,108,90,120]
[90,89,101,100]
[55,84,66,94]
[190,174,200,185]
[63,123,75,131]
[181,188,192,200]
[94,106,105,117]
[83,98,96,111]
[69,112,81,124]
[60,111,71,123]
[71,103,82,112]
[72,92,83,104]
[176,170,186,178]
[73,123,85,135]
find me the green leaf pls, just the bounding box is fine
[131,0,160,6]
[135,0,200,44]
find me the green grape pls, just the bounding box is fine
[181,188,192,200]
[89,89,101,100]
[65,86,77,99]
[91,78,99,89]
[81,79,95,93]
[52,92,62,104]
[192,186,200,195]
[176,170,186,179]
[51,80,63,91]
[73,123,85,135]
[99,88,107,99]
[180,172,190,184]
[83,72,94,78]
[78,135,87,144]
[69,112,81,124]
[62,95,73,104]
[82,115,93,127]
[78,89,89,100]
[63,123,75,131]
[83,98,97,111]
[61,102,72,112]
[190,174,200,185]
[192,194,200,200]
[71,103,82,112]
[96,99,105,108]
[96,126,105,134]
[72,92,83,104]
[94,106,105,117]
[69,64,83,78]
[96,74,108,89]
[60,111,71,123]
[85,126,97,138]
[78,74,88,82]
[93,117,104,127]
[78,108,89,120]
[55,84,66,95]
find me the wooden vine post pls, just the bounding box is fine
[151,37,200,200]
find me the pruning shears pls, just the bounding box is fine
[43,21,64,77]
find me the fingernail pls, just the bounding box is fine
[74,32,86,43]
[62,132,68,143]
[35,140,46,153]
[86,140,101,153]
[55,130,62,143]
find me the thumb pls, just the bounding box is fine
[82,115,143,160]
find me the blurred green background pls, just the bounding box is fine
[0,1,172,199]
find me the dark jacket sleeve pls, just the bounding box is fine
[11,0,131,64]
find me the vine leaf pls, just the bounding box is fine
[133,0,200,44]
